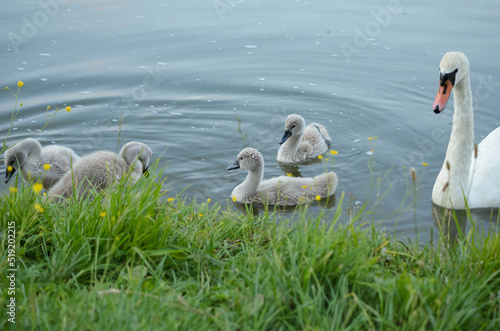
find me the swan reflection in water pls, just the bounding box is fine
[231,194,337,218]
[431,202,500,245]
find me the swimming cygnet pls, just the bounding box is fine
[48,141,152,200]
[277,114,332,163]
[4,138,80,189]
[228,147,337,206]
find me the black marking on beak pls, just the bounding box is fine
[227,160,240,171]
[279,130,292,145]
[4,167,15,184]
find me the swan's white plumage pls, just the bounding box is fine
[432,51,500,209]
[277,114,331,163]
[229,147,337,206]
[3,138,79,189]
[48,141,152,200]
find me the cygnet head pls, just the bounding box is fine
[4,138,40,183]
[279,114,306,145]
[227,147,263,172]
[433,51,470,114]
[119,141,152,176]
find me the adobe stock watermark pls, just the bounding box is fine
[7,0,69,53]
[79,62,169,155]
[213,0,245,21]
[6,220,17,324]
[340,0,404,63]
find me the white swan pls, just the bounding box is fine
[432,51,500,209]
[277,114,331,163]
[228,147,337,206]
[4,138,79,189]
[48,141,152,200]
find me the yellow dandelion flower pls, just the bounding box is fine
[198,213,204,217]
[17,81,24,87]
[43,192,46,196]
[66,106,71,112]
[422,162,428,166]
[368,137,373,140]
[33,183,43,194]
[207,198,211,203]
[286,173,293,177]
[9,187,18,194]
[100,211,106,217]
[315,195,321,201]
[302,185,308,189]
[7,165,13,172]
[43,163,51,171]
[318,155,323,160]
[330,150,338,155]
[168,198,174,202]
[370,149,374,152]
[4,86,8,90]
[232,196,237,202]
[34,203,44,213]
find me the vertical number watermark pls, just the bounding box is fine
[6,221,17,324]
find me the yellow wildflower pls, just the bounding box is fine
[66,106,71,112]
[17,81,24,87]
[33,183,43,194]
[168,198,174,202]
[207,198,211,203]
[317,155,323,160]
[422,162,428,166]
[43,163,51,170]
[330,150,338,155]
[286,173,293,177]
[4,86,8,90]
[7,165,13,172]
[34,203,44,213]
[198,214,204,217]
[100,211,106,217]
[9,187,18,194]
[315,195,321,201]
[232,196,237,202]
[368,137,373,140]
[302,185,308,189]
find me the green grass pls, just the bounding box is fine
[1,169,500,330]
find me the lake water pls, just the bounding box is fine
[2,0,500,242]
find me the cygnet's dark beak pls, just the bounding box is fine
[227,160,240,171]
[143,166,149,178]
[4,167,16,184]
[279,130,292,145]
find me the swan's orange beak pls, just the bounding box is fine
[433,80,453,114]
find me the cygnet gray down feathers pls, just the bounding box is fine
[48,141,152,200]
[228,147,337,206]
[4,138,79,189]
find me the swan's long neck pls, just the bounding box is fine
[280,133,302,158]
[437,72,474,207]
[239,165,263,196]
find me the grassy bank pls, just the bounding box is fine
[1,170,500,330]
